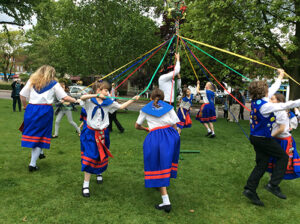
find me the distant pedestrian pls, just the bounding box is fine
[11,79,24,112]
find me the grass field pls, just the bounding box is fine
[0,98,300,224]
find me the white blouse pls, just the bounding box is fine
[272,110,291,138]
[136,110,180,130]
[20,81,67,104]
[80,99,121,130]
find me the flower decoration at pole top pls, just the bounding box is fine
[166,0,187,21]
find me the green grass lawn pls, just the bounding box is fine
[1,98,300,224]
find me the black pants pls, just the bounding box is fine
[12,96,21,112]
[245,136,288,192]
[223,110,228,119]
[239,106,244,120]
[108,111,124,132]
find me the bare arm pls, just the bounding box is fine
[271,124,285,137]
[119,95,140,110]
[62,95,78,103]
[135,123,149,132]
[268,69,285,99]
[20,95,27,110]
[80,94,105,101]
[180,107,185,119]
[196,80,201,94]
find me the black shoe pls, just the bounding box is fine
[39,154,46,160]
[82,187,90,197]
[155,204,172,213]
[96,174,103,184]
[205,132,212,137]
[265,184,287,199]
[243,189,264,206]
[28,165,39,172]
[209,134,216,138]
[52,135,58,138]
[120,129,125,133]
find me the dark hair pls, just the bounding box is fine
[92,81,110,93]
[182,87,190,98]
[151,88,164,108]
[274,93,286,103]
[248,80,268,100]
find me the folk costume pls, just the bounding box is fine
[136,100,180,188]
[267,110,300,180]
[196,90,216,123]
[177,94,193,129]
[80,98,120,175]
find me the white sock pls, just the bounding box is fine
[29,147,41,167]
[83,180,89,189]
[40,150,44,155]
[97,174,103,181]
[159,194,170,206]
[207,128,211,133]
[212,131,215,135]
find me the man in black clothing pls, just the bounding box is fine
[11,79,24,112]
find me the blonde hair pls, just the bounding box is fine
[207,82,217,92]
[29,65,57,91]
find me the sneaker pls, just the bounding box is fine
[205,132,212,137]
[264,184,287,199]
[82,187,90,197]
[209,134,216,138]
[39,154,46,160]
[96,174,103,184]
[28,165,39,172]
[155,204,172,213]
[243,189,264,206]
[52,135,58,138]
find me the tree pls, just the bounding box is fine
[181,0,300,99]
[25,0,162,80]
[0,29,26,81]
[0,0,44,26]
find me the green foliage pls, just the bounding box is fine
[0,83,11,90]
[25,0,161,79]
[180,0,300,94]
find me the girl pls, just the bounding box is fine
[176,87,193,135]
[20,65,78,171]
[52,82,81,138]
[196,80,217,138]
[80,81,139,197]
[135,89,180,213]
[267,93,300,180]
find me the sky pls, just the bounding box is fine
[0,13,36,31]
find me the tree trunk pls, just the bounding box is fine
[288,66,300,100]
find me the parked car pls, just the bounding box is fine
[69,85,92,99]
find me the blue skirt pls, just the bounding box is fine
[21,104,53,149]
[143,126,180,188]
[80,127,110,174]
[177,108,192,129]
[267,136,300,180]
[196,103,216,123]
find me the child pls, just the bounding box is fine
[79,107,87,133]
[288,109,298,131]
[267,93,300,180]
[243,69,300,206]
[135,89,180,213]
[20,65,78,171]
[79,81,139,197]
[176,87,193,135]
[196,80,217,138]
[52,82,81,138]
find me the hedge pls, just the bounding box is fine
[0,83,12,90]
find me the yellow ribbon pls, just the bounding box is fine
[180,37,198,80]
[178,35,300,86]
[80,40,168,92]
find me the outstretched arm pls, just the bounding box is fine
[119,95,140,110]
[135,123,149,132]
[268,69,285,99]
[80,93,105,101]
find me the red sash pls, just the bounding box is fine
[87,125,113,161]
